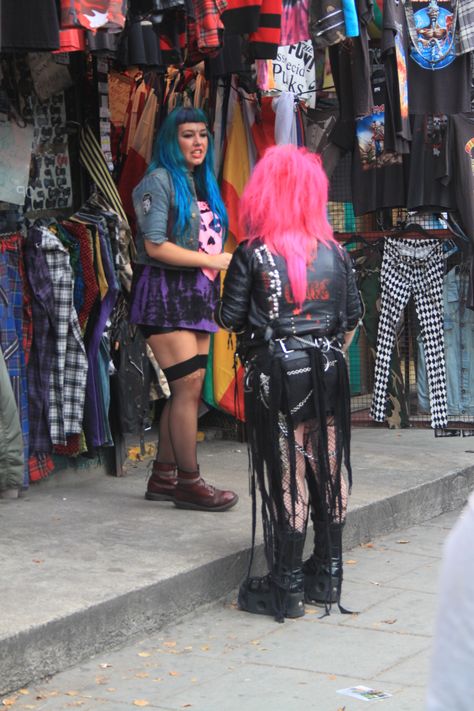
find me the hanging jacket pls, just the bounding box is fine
[215,238,361,341]
[0,345,24,492]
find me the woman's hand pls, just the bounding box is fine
[145,240,233,271]
[205,252,232,271]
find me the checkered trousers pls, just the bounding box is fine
[40,228,88,445]
[370,238,447,429]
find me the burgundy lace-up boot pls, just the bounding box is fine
[174,467,238,512]
[145,461,177,502]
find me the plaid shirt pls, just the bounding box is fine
[0,234,33,367]
[458,0,474,54]
[191,0,227,52]
[24,228,57,454]
[0,247,29,486]
[40,228,88,446]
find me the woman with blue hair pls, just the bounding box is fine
[129,106,238,512]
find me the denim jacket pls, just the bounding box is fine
[132,167,201,268]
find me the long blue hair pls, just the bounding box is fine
[147,106,228,239]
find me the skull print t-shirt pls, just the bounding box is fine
[198,201,223,282]
[403,0,471,114]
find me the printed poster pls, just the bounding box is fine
[272,40,317,108]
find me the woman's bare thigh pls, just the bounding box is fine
[147,330,210,369]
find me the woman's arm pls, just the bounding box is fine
[145,239,232,270]
[342,328,357,352]
[215,243,253,332]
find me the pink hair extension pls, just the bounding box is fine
[239,145,334,307]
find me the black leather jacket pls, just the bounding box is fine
[215,239,361,341]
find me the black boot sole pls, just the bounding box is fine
[304,573,339,605]
[238,584,305,618]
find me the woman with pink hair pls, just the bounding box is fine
[215,145,361,621]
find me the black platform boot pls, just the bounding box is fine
[303,521,344,605]
[238,530,306,621]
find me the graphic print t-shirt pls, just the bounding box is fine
[383,0,411,151]
[443,114,474,242]
[351,70,406,216]
[405,0,471,114]
[406,114,455,211]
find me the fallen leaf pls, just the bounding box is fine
[184,646,193,651]
[153,678,163,682]
[345,559,357,565]
[305,608,317,615]
[182,705,192,708]
[369,580,381,586]
[2,697,17,707]
[381,618,397,625]
[200,645,209,651]
[95,676,108,685]
[337,707,346,710]
[360,542,374,549]
[327,674,337,680]
[191,678,198,683]
[99,663,112,669]
[65,691,79,697]
[169,671,180,677]
[18,690,29,696]
[32,560,44,564]
[133,701,150,708]
[163,641,177,648]
[397,539,410,544]
[138,652,151,658]
[250,640,261,645]
[107,688,116,692]
[135,672,149,679]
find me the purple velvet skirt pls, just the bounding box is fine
[128,264,220,333]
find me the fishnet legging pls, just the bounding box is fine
[278,417,348,533]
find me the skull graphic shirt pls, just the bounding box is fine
[197,201,223,282]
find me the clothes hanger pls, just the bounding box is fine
[392,221,435,239]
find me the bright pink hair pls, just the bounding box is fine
[239,144,334,307]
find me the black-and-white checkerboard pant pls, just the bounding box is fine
[370,238,447,429]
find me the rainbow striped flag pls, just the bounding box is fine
[203,100,250,420]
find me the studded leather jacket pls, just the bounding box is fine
[215,240,361,342]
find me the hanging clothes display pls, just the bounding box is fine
[370,237,447,428]
[37,227,89,446]
[443,114,474,243]
[1,0,474,487]
[351,67,406,216]
[0,0,60,51]
[0,344,24,495]
[352,242,410,428]
[418,265,474,417]
[402,0,471,115]
[0,234,30,486]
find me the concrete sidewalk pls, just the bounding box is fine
[1,429,473,697]
[1,507,460,710]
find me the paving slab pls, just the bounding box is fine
[0,508,459,711]
[0,428,473,697]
